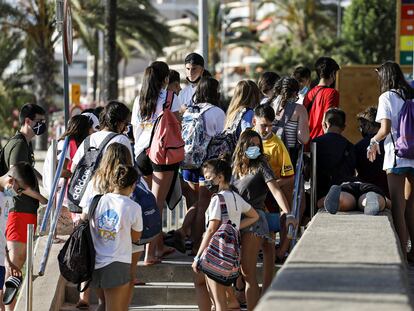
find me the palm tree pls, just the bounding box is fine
[0,0,57,149]
[71,0,171,101]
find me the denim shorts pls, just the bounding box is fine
[387,167,414,176]
[241,209,272,242]
[91,262,131,289]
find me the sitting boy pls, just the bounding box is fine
[321,180,390,215]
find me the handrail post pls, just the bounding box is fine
[310,142,317,219]
[50,140,57,228]
[26,224,34,311]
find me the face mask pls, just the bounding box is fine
[31,121,46,135]
[204,179,219,193]
[245,146,261,160]
[299,86,309,95]
[4,186,18,198]
[186,76,201,85]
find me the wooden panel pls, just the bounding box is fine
[337,66,413,143]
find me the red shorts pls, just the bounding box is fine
[6,212,37,243]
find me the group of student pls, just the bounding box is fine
[0,52,412,311]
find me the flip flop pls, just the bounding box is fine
[133,278,146,286]
[75,300,89,309]
[3,276,22,305]
[143,259,162,266]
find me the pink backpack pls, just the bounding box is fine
[147,91,185,165]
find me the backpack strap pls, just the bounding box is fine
[88,194,103,219]
[163,91,175,111]
[232,108,252,134]
[274,102,296,130]
[306,86,327,113]
[84,136,91,153]
[97,132,120,151]
[216,193,230,223]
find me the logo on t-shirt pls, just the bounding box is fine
[97,210,119,241]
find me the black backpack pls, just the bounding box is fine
[58,194,102,292]
[67,133,119,213]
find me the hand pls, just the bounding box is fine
[7,262,22,278]
[192,260,199,273]
[367,143,380,162]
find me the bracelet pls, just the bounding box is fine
[370,137,379,146]
[286,214,295,219]
[193,255,200,262]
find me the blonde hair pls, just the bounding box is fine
[92,143,133,193]
[232,129,267,178]
[224,80,260,129]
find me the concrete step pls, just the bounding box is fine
[60,303,199,311]
[65,282,197,306]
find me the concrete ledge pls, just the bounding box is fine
[256,212,413,311]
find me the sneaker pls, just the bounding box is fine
[324,185,341,214]
[364,192,380,215]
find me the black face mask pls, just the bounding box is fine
[31,121,47,135]
[204,179,219,193]
[186,76,202,85]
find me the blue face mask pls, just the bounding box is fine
[245,146,261,160]
[3,186,17,198]
[299,86,309,95]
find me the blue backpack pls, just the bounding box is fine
[131,178,162,245]
[181,103,215,169]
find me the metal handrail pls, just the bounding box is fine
[26,224,34,311]
[310,142,317,219]
[39,136,69,233]
[287,144,305,247]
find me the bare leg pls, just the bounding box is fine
[129,251,142,304]
[146,170,175,262]
[95,288,105,311]
[337,192,357,212]
[193,271,211,311]
[262,238,275,293]
[205,276,227,311]
[192,185,211,252]
[103,282,130,311]
[404,175,414,258]
[5,241,26,311]
[181,179,199,209]
[387,173,408,255]
[241,232,262,311]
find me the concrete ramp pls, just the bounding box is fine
[256,212,413,311]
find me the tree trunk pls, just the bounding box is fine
[104,0,118,101]
[33,3,56,150]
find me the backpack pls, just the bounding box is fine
[67,133,119,213]
[205,108,251,162]
[181,103,215,169]
[391,92,414,160]
[58,194,102,292]
[0,133,27,176]
[197,193,241,286]
[146,91,185,165]
[130,178,162,245]
[272,102,297,146]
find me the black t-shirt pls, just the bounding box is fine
[313,132,356,199]
[354,135,389,198]
[3,132,39,214]
[233,158,276,210]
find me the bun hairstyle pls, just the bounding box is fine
[202,157,232,183]
[113,165,139,189]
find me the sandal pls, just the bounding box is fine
[75,300,89,309]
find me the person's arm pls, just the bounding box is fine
[192,219,220,273]
[296,105,310,145]
[367,119,391,162]
[131,229,142,244]
[276,175,294,188]
[267,179,290,214]
[22,188,48,204]
[239,208,259,230]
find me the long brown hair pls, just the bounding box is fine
[266,77,299,115]
[92,143,133,193]
[376,61,414,99]
[233,129,267,178]
[224,80,260,129]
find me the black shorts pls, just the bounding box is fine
[340,182,386,200]
[136,151,180,175]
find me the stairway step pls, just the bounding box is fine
[65,282,197,306]
[129,305,199,311]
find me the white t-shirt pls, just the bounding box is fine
[0,193,12,266]
[376,90,414,170]
[200,105,226,137]
[178,84,196,108]
[90,193,143,269]
[131,89,180,157]
[71,131,133,210]
[206,190,252,230]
